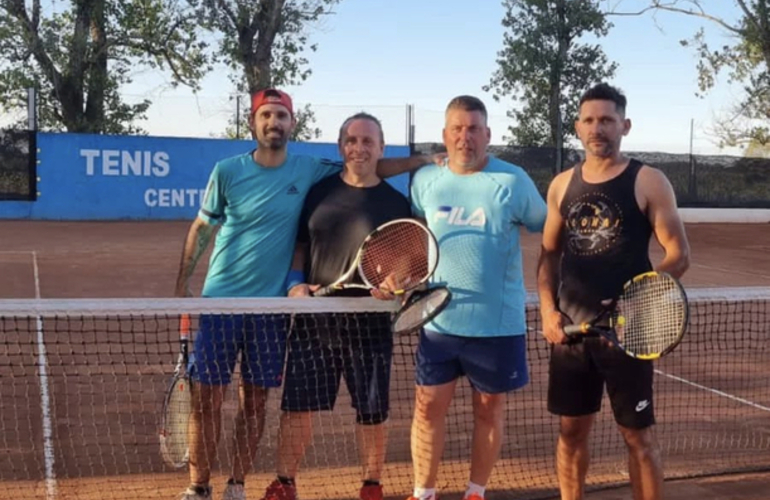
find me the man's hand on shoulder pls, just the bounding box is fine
[430,152,448,167]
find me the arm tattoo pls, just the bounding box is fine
[175,222,216,295]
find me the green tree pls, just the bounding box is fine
[745,137,770,157]
[617,0,770,148]
[223,99,321,141]
[198,0,339,140]
[486,0,617,173]
[0,0,210,134]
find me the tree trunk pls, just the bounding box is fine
[238,0,287,138]
[244,0,287,95]
[58,0,92,132]
[84,0,107,133]
[53,0,107,133]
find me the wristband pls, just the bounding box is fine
[285,270,306,293]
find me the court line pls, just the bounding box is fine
[689,262,770,281]
[526,326,770,413]
[32,251,58,499]
[655,369,770,413]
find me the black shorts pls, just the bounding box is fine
[281,313,393,420]
[548,337,655,429]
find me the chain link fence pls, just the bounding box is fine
[415,143,770,209]
[0,128,36,201]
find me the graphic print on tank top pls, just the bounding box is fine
[563,192,624,256]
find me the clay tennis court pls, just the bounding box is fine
[0,220,768,500]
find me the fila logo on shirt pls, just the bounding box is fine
[434,206,486,227]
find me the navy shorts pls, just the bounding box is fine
[548,337,655,429]
[416,330,529,394]
[281,313,393,420]
[189,313,289,387]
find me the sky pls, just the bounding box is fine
[5,0,748,155]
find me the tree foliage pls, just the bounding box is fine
[223,99,321,141]
[487,0,617,162]
[198,0,339,140]
[0,0,210,133]
[613,0,770,148]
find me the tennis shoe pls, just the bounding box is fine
[463,494,484,500]
[180,485,212,500]
[222,483,245,500]
[260,479,297,500]
[360,484,383,500]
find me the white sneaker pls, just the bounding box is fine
[180,485,212,500]
[222,483,245,500]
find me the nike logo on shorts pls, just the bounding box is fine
[635,399,650,412]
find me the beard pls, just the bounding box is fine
[258,128,288,150]
[586,137,618,158]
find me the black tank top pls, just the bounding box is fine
[558,159,652,324]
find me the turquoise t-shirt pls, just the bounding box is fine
[410,156,547,337]
[199,152,340,297]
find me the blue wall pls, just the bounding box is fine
[0,133,411,220]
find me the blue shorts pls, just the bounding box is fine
[281,313,393,422]
[189,314,289,386]
[416,330,529,394]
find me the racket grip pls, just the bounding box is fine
[564,324,589,335]
[180,314,192,339]
[312,286,334,297]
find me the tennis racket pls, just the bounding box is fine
[314,218,439,297]
[564,271,689,360]
[159,313,192,468]
[391,286,452,335]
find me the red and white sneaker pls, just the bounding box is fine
[260,479,297,500]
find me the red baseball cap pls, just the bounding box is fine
[251,88,293,116]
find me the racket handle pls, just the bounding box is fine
[564,324,589,335]
[312,286,334,297]
[180,314,192,339]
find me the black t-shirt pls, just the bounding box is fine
[298,174,412,297]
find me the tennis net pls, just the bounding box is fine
[0,289,768,500]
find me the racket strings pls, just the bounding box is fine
[616,275,687,355]
[360,223,434,291]
[393,288,451,333]
[162,377,191,466]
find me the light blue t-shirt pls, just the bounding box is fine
[198,152,340,297]
[411,156,547,337]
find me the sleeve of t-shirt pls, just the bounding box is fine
[410,170,426,219]
[311,157,343,184]
[511,169,547,233]
[198,163,226,225]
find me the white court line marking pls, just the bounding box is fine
[689,262,770,280]
[32,251,57,499]
[526,326,770,413]
[0,250,38,254]
[655,369,770,413]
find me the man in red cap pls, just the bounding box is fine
[175,89,441,500]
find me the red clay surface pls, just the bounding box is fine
[0,221,768,500]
